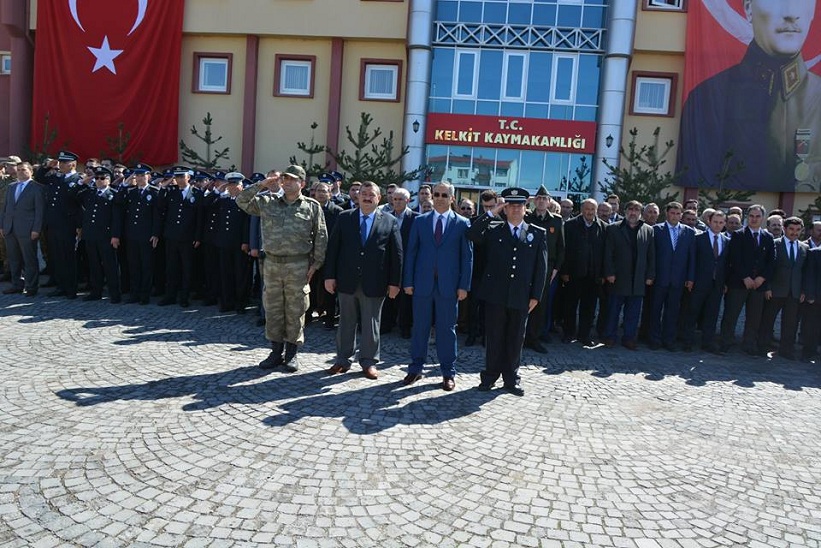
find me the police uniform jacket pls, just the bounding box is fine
[214,194,250,249]
[466,213,548,311]
[200,191,221,246]
[35,166,83,234]
[118,185,158,241]
[74,184,123,241]
[154,185,204,242]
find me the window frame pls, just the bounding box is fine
[0,53,10,75]
[453,49,480,99]
[550,53,578,105]
[192,53,232,95]
[274,54,317,99]
[360,59,403,102]
[630,71,678,117]
[643,0,687,12]
[501,52,528,102]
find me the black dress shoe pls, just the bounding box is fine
[65,293,77,300]
[663,343,678,352]
[109,296,122,304]
[402,373,423,386]
[139,298,150,305]
[48,289,66,297]
[525,340,548,354]
[400,329,411,339]
[2,287,23,295]
[477,383,493,392]
[83,294,101,301]
[41,279,57,288]
[503,384,525,396]
[647,342,661,350]
[157,297,175,306]
[180,299,190,308]
[125,296,140,304]
[24,289,38,297]
[465,336,476,347]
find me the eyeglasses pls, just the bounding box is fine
[94,176,109,180]
[433,192,449,198]
[460,206,473,211]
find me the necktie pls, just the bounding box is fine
[670,225,679,250]
[14,184,23,202]
[513,226,519,239]
[434,215,443,245]
[713,234,719,258]
[360,214,369,246]
[789,241,795,263]
[753,231,759,247]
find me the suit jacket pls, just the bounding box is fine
[117,185,158,241]
[467,213,547,310]
[35,167,83,233]
[403,210,472,297]
[154,185,205,242]
[692,230,731,289]
[769,237,808,299]
[74,185,123,240]
[392,207,418,250]
[1,180,44,236]
[803,247,821,301]
[324,209,403,298]
[321,201,343,240]
[652,223,696,287]
[560,215,606,280]
[603,219,655,296]
[727,226,776,291]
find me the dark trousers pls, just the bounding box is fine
[720,287,766,351]
[126,238,154,300]
[336,287,385,368]
[5,230,40,291]
[482,302,528,388]
[86,239,120,298]
[117,241,130,294]
[638,284,655,341]
[604,294,643,343]
[759,296,801,356]
[683,281,723,349]
[202,243,220,303]
[801,301,821,359]
[526,276,553,343]
[47,230,77,296]
[596,283,611,336]
[466,292,485,339]
[563,276,598,342]
[218,246,250,309]
[649,284,685,345]
[153,239,166,295]
[165,239,194,301]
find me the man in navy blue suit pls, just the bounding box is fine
[648,202,696,351]
[682,210,731,353]
[402,182,473,391]
[380,187,417,338]
[324,182,403,380]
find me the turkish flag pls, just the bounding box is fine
[31,0,184,164]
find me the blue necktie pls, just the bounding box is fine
[434,215,443,245]
[15,184,23,202]
[360,214,369,246]
[670,225,679,250]
[513,226,519,239]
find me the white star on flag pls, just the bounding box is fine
[87,36,123,74]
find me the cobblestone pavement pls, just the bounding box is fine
[1,293,820,548]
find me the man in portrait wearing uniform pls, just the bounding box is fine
[119,164,157,304]
[679,0,821,192]
[468,188,547,396]
[35,151,83,299]
[154,166,204,308]
[236,165,327,372]
[73,167,123,303]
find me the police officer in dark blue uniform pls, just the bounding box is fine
[118,163,157,304]
[214,172,251,313]
[467,187,548,396]
[195,170,220,305]
[74,166,123,303]
[35,151,83,299]
[154,166,204,307]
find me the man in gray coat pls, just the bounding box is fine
[601,200,655,349]
[0,162,44,296]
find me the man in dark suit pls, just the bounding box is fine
[758,217,808,359]
[682,210,731,353]
[1,162,44,296]
[648,202,696,351]
[719,205,776,354]
[468,188,547,396]
[341,181,361,211]
[602,200,655,349]
[606,194,623,224]
[324,182,402,379]
[560,198,607,345]
[35,151,83,299]
[118,164,157,304]
[314,179,343,328]
[802,246,821,361]
[154,166,204,307]
[403,181,473,391]
[412,184,432,213]
[380,187,417,337]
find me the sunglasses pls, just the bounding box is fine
[94,176,109,180]
[433,192,450,198]
[460,206,473,210]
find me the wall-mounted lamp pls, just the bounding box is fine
[412,119,420,134]
[605,134,613,148]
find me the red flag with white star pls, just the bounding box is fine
[31,0,184,164]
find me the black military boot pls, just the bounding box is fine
[281,342,300,372]
[259,342,284,370]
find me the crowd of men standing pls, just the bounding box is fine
[2,151,821,393]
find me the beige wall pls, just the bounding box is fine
[179,35,246,170]
[255,37,331,173]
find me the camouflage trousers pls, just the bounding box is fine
[262,258,311,345]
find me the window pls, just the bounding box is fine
[193,53,232,94]
[0,54,10,75]
[644,0,686,11]
[275,55,316,98]
[454,50,479,99]
[502,52,527,101]
[630,72,677,116]
[360,59,402,102]
[550,54,577,104]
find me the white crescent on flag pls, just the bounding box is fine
[128,0,148,36]
[68,0,85,32]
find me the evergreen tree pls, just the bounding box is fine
[179,112,231,170]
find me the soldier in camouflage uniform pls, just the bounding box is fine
[236,164,327,372]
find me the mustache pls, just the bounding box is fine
[776,26,803,33]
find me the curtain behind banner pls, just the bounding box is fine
[31,0,184,165]
[678,0,821,193]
